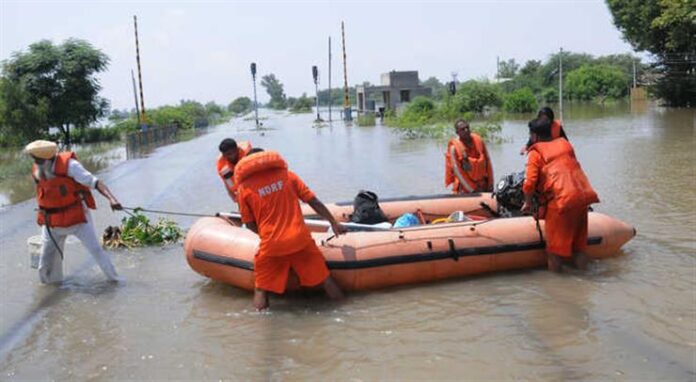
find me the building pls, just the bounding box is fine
[356,71,432,112]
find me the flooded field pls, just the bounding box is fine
[0,103,694,380]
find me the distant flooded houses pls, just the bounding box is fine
[356,70,432,113]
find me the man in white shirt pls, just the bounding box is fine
[25,140,123,284]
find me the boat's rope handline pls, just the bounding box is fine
[534,216,545,244]
[478,201,500,218]
[322,230,504,250]
[121,206,221,218]
[117,206,504,242]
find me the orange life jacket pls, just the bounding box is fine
[234,150,288,186]
[528,139,599,214]
[33,152,96,227]
[216,141,252,199]
[444,133,492,193]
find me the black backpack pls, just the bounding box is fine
[350,190,388,224]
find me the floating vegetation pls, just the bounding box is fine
[242,116,269,122]
[394,119,505,143]
[103,209,182,249]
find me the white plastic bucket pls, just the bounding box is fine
[27,235,42,269]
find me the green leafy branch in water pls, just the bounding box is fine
[383,96,506,142]
[118,209,182,247]
[392,113,506,143]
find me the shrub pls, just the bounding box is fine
[289,93,313,113]
[449,80,503,114]
[228,97,252,115]
[356,113,376,126]
[541,87,558,103]
[71,126,122,143]
[504,88,538,113]
[565,64,629,101]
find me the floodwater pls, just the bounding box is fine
[0,103,694,380]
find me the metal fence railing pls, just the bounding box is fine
[125,125,179,159]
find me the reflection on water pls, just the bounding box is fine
[0,104,694,380]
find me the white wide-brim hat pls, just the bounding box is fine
[24,140,58,159]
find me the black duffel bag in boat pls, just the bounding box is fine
[350,190,389,224]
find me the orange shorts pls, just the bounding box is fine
[254,241,330,294]
[544,206,589,258]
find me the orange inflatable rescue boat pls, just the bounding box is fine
[184,198,635,292]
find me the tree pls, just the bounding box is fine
[498,59,520,79]
[453,80,503,114]
[504,87,538,112]
[260,74,287,109]
[108,108,131,122]
[420,76,446,100]
[0,39,109,145]
[178,100,209,128]
[204,101,224,117]
[228,96,252,115]
[289,93,313,113]
[0,77,49,146]
[565,64,629,102]
[519,60,542,77]
[606,0,696,106]
[540,51,595,87]
[594,53,648,79]
[502,59,544,94]
[400,96,436,123]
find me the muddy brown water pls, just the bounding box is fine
[0,103,694,380]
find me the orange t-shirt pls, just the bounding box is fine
[238,169,316,256]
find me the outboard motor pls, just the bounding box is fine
[493,171,526,217]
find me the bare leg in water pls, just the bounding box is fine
[254,289,269,311]
[323,276,344,299]
[253,276,343,311]
[546,252,562,273]
[573,252,589,270]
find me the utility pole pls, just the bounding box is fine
[341,21,352,121]
[250,62,259,129]
[312,65,322,122]
[496,56,500,80]
[558,47,563,123]
[131,69,141,123]
[632,58,637,88]
[328,36,332,122]
[133,15,146,127]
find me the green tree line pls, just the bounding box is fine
[0,39,254,147]
[606,0,695,107]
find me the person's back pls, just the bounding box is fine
[528,138,598,213]
[522,118,597,272]
[238,167,314,256]
[234,150,345,310]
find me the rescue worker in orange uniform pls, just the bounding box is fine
[521,118,599,272]
[234,150,345,310]
[216,138,252,202]
[25,140,123,284]
[520,107,568,154]
[444,119,494,193]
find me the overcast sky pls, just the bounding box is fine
[1,0,635,110]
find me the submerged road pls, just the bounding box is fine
[0,105,694,380]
